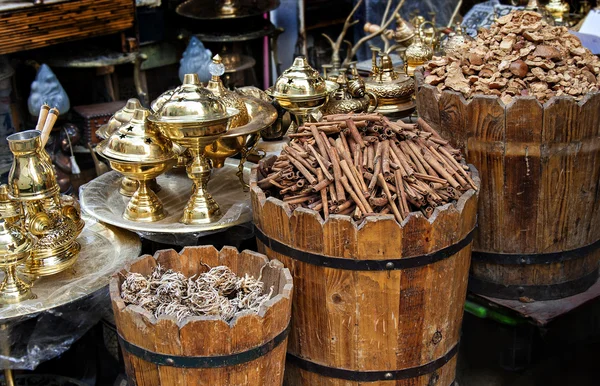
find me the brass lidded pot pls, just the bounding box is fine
[364,53,415,117]
[97,98,142,140]
[0,218,35,305]
[206,54,249,129]
[151,89,176,113]
[266,56,338,131]
[149,73,239,224]
[98,107,181,222]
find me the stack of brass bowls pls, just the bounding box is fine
[205,55,277,190]
[96,98,142,140]
[98,108,181,222]
[364,53,415,117]
[266,56,338,132]
[149,73,239,224]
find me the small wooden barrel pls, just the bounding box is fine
[416,70,600,300]
[110,246,293,386]
[250,168,479,385]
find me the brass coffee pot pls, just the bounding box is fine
[7,130,84,276]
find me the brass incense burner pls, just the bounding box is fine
[266,57,338,132]
[364,53,415,117]
[98,107,181,222]
[323,68,378,115]
[97,98,141,140]
[149,73,238,224]
[7,130,84,277]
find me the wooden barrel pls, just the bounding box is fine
[110,246,293,386]
[250,168,479,386]
[416,70,600,300]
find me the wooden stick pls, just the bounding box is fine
[35,104,50,131]
[40,107,59,147]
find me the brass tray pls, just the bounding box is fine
[0,215,141,321]
[79,159,253,234]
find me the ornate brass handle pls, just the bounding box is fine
[366,91,379,113]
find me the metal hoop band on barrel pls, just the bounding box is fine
[286,343,459,382]
[118,322,290,368]
[471,238,600,265]
[468,269,599,300]
[254,225,475,271]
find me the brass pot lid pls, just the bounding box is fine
[100,107,179,163]
[268,57,336,100]
[206,54,249,128]
[0,218,32,257]
[176,0,280,20]
[149,73,238,124]
[104,98,142,138]
[150,89,175,113]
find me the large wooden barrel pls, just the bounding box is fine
[250,168,479,385]
[110,246,293,386]
[416,70,600,300]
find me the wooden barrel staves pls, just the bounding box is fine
[110,246,293,386]
[416,69,600,300]
[250,168,479,385]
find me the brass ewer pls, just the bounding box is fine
[0,218,35,305]
[364,53,415,117]
[266,56,338,133]
[405,28,433,76]
[205,55,277,190]
[98,107,181,222]
[7,130,84,276]
[149,73,239,224]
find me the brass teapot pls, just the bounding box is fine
[364,53,415,117]
[322,68,378,115]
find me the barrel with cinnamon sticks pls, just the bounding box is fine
[416,69,600,301]
[250,113,480,386]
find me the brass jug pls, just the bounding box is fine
[7,131,59,202]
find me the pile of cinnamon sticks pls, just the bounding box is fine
[256,113,477,223]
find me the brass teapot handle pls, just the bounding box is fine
[366,91,379,113]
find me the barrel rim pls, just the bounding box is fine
[250,165,480,230]
[109,245,293,329]
[415,68,600,110]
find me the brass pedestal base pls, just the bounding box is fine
[24,241,81,277]
[181,151,221,224]
[119,177,161,197]
[124,180,166,222]
[0,265,35,305]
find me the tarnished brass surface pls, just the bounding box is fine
[0,215,141,322]
[79,159,253,233]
